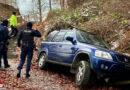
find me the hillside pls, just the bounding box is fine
[0,3,19,21]
[40,0,130,54]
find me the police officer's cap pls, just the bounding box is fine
[2,20,8,26]
[27,22,33,28]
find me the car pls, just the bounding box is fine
[37,28,130,87]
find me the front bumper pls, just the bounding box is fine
[91,57,130,75]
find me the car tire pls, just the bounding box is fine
[38,53,48,70]
[75,60,95,87]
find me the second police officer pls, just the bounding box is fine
[0,20,11,71]
[17,22,41,78]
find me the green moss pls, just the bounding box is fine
[111,12,129,26]
[121,18,128,26]
[48,8,85,29]
[111,12,121,19]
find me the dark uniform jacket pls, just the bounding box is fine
[0,24,9,42]
[0,24,10,50]
[17,27,41,47]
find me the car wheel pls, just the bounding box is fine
[38,53,48,70]
[75,60,94,87]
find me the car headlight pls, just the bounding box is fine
[95,50,113,60]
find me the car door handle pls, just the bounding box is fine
[59,45,62,47]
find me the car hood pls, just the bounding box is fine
[78,43,130,58]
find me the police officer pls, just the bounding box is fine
[0,20,10,71]
[9,11,18,37]
[17,22,41,78]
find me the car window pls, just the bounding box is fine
[47,31,59,41]
[77,30,110,49]
[63,31,74,42]
[52,31,66,42]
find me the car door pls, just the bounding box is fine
[48,31,66,61]
[57,31,77,64]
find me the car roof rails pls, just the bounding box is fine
[74,28,95,34]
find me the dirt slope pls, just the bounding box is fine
[0,3,19,21]
[0,50,123,90]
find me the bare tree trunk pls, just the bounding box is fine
[14,0,18,8]
[38,0,42,21]
[49,0,52,11]
[60,0,65,10]
[5,0,7,4]
[63,0,65,9]
[27,15,29,21]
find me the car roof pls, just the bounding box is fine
[59,29,73,32]
[51,28,95,35]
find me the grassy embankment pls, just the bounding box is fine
[45,0,130,54]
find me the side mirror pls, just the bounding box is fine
[66,37,77,45]
[66,36,77,45]
[66,36,73,42]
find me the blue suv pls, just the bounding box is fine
[38,28,130,87]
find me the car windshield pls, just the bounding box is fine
[76,30,110,49]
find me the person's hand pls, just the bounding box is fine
[17,47,21,51]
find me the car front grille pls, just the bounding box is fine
[116,55,130,64]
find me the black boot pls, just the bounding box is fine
[26,71,30,78]
[5,65,10,68]
[17,70,21,78]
